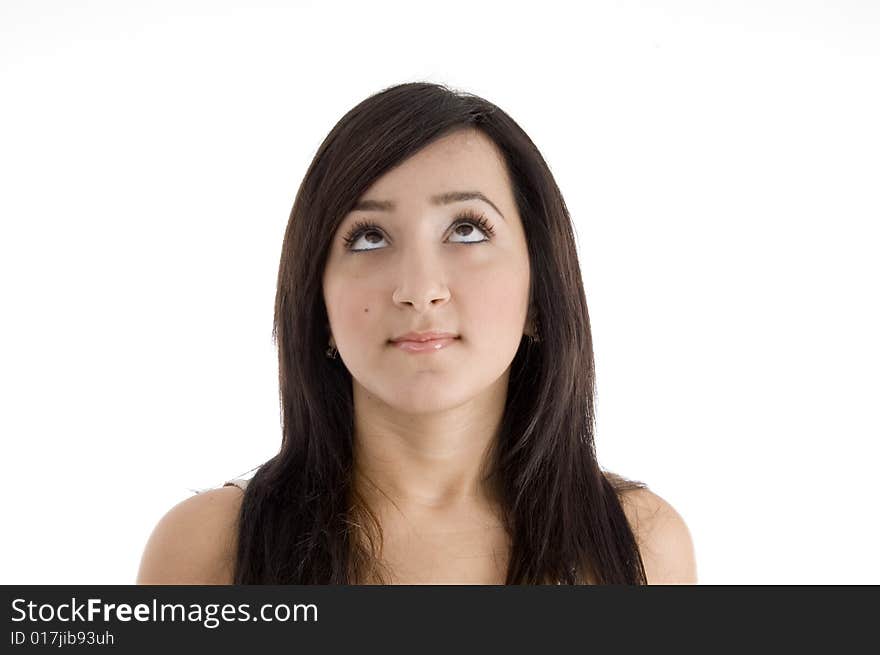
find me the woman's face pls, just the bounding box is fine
[322,128,532,414]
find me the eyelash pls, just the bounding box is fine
[341,209,497,252]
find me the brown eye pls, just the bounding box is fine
[447,210,496,244]
[448,220,489,244]
[342,220,386,251]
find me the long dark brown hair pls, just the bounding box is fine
[232,81,648,584]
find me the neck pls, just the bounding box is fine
[349,377,508,516]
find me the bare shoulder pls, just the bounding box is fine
[619,487,698,584]
[136,486,244,585]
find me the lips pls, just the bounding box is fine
[391,335,459,353]
[389,330,459,343]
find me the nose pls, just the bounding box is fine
[391,248,451,313]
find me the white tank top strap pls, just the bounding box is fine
[223,478,250,492]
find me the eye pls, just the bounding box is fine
[448,209,497,244]
[341,209,497,253]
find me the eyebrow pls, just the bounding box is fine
[351,191,505,221]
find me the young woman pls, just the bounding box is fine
[137,82,697,585]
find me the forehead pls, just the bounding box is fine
[356,128,514,209]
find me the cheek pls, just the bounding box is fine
[324,274,384,338]
[460,262,530,340]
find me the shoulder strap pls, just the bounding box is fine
[223,478,250,492]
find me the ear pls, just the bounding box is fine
[326,321,335,345]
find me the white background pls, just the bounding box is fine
[1,0,877,584]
